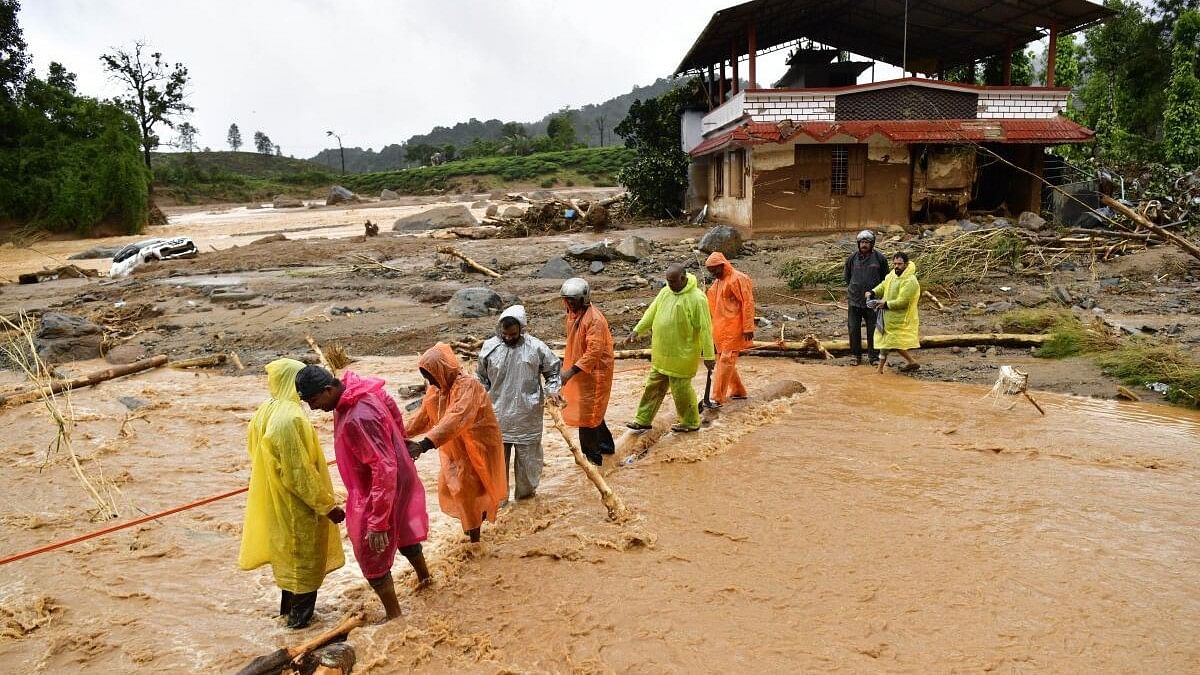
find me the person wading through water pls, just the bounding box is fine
[406,344,507,543]
[295,365,431,622]
[867,251,922,373]
[624,263,716,433]
[704,251,755,406]
[845,230,889,366]
[558,278,615,466]
[239,358,345,630]
[476,305,562,501]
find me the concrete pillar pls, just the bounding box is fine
[1046,23,1058,87]
[747,24,757,89]
[1003,44,1012,85]
[731,42,740,94]
[719,60,726,103]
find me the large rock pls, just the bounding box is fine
[933,223,962,238]
[698,225,743,257]
[538,257,575,279]
[273,195,304,209]
[485,204,499,217]
[446,288,502,318]
[583,204,610,229]
[327,185,357,206]
[380,189,400,201]
[566,241,624,262]
[36,313,102,363]
[1017,211,1048,231]
[393,205,479,231]
[501,205,525,218]
[615,235,651,261]
[68,245,123,261]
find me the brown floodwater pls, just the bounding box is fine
[0,358,1197,673]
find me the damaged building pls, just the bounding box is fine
[677,0,1112,235]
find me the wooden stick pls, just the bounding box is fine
[1023,391,1046,416]
[0,355,169,408]
[612,334,1051,360]
[437,246,502,278]
[229,351,246,371]
[167,354,227,369]
[305,334,335,373]
[922,290,946,310]
[545,403,629,522]
[1102,195,1200,262]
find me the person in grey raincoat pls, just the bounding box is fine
[476,305,562,500]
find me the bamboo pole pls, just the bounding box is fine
[545,402,629,522]
[1102,195,1200,262]
[437,246,502,278]
[0,355,169,408]
[167,353,227,369]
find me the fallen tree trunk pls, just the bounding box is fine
[612,334,1050,360]
[437,246,502,278]
[0,355,169,408]
[167,354,227,369]
[1102,195,1200,262]
[545,403,629,522]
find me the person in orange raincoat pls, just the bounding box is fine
[704,251,756,405]
[558,278,615,466]
[406,343,507,543]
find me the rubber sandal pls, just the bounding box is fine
[670,424,700,433]
[625,422,652,431]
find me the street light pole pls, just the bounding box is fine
[326,130,345,174]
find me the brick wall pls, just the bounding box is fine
[743,92,835,122]
[977,92,1066,119]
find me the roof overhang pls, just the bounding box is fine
[675,0,1113,75]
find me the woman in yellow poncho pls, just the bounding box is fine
[868,252,921,373]
[239,358,345,629]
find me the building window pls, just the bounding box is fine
[713,154,724,197]
[847,145,866,197]
[730,149,746,198]
[830,145,848,195]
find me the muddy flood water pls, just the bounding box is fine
[1,357,1197,673]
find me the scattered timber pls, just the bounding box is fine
[167,354,227,369]
[0,355,169,408]
[437,246,502,278]
[1102,195,1200,262]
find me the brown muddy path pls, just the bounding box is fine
[1,358,1197,673]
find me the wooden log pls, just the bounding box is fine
[305,334,335,373]
[0,355,169,408]
[1102,195,1200,262]
[545,403,629,522]
[437,246,502,278]
[167,354,227,369]
[230,351,246,371]
[597,192,627,208]
[612,334,1051,360]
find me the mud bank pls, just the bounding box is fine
[1,358,1197,672]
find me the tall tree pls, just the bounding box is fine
[615,79,704,216]
[227,123,242,151]
[253,130,273,154]
[100,42,192,169]
[546,111,578,150]
[175,121,198,152]
[1163,10,1200,165]
[0,0,29,103]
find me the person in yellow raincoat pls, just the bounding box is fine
[239,358,346,629]
[867,252,921,373]
[624,263,716,432]
[406,343,507,543]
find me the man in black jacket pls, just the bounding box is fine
[844,230,889,365]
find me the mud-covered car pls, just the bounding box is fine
[110,237,198,277]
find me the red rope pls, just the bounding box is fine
[0,459,338,567]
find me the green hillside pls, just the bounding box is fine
[152,151,330,178]
[151,151,335,204]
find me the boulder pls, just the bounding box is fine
[380,189,400,201]
[991,217,1012,229]
[501,205,525,218]
[446,226,501,240]
[327,185,357,206]
[446,288,502,318]
[698,225,744,257]
[470,200,489,209]
[1052,285,1073,306]
[1017,211,1048,231]
[615,235,651,261]
[959,219,984,233]
[1014,291,1049,307]
[528,190,554,200]
[566,241,625,262]
[68,245,123,261]
[589,260,606,274]
[273,195,304,209]
[393,205,479,231]
[485,204,499,217]
[105,344,148,365]
[933,223,961,238]
[538,256,575,279]
[36,313,103,363]
[583,204,610,229]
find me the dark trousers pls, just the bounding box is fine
[848,306,878,360]
[578,420,614,465]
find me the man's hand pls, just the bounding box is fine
[703,359,716,372]
[560,365,579,385]
[407,438,431,460]
[624,332,640,346]
[879,301,887,310]
[367,530,389,554]
[547,392,565,406]
[743,331,755,342]
[327,506,346,524]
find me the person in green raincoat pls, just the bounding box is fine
[239,358,346,629]
[624,263,716,432]
[867,252,921,373]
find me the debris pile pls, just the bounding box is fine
[489,193,626,238]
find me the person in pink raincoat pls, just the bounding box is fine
[296,365,430,621]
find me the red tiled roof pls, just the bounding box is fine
[690,117,1094,156]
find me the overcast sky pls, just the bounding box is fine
[19,1,782,156]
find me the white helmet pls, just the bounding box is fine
[856,230,876,242]
[560,277,590,301]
